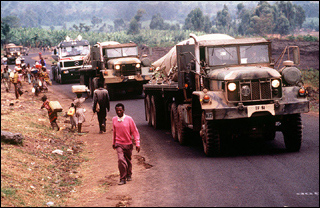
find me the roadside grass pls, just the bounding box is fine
[1,84,88,206]
[301,68,319,112]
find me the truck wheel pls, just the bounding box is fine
[89,78,94,97]
[60,75,65,84]
[80,75,85,85]
[150,95,163,129]
[200,111,221,156]
[145,95,152,126]
[177,105,189,145]
[281,114,302,152]
[170,103,179,141]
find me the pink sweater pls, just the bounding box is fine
[112,115,140,146]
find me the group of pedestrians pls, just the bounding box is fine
[40,79,140,185]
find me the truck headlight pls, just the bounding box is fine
[136,63,140,68]
[115,65,120,70]
[271,79,280,88]
[228,83,237,91]
[63,70,69,74]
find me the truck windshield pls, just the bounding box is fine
[60,45,90,57]
[240,45,269,64]
[106,47,138,58]
[9,48,21,52]
[208,46,238,66]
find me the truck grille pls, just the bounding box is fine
[121,65,138,76]
[63,60,83,68]
[227,79,280,102]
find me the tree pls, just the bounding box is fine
[127,19,140,34]
[150,13,165,30]
[114,18,125,31]
[1,15,20,28]
[203,16,212,33]
[1,22,11,45]
[127,9,145,35]
[238,9,252,35]
[183,8,204,31]
[274,14,290,37]
[215,5,231,32]
[91,16,102,28]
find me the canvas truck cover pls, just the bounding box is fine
[152,34,234,76]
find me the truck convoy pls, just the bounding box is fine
[143,33,309,156]
[51,35,90,84]
[79,41,152,99]
[4,43,23,64]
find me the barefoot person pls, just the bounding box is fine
[112,103,140,185]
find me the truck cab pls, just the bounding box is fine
[80,41,151,99]
[51,35,90,84]
[4,43,23,64]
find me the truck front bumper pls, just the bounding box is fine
[204,100,309,120]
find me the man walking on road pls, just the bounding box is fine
[92,81,110,134]
[112,103,140,185]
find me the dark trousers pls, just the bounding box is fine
[115,143,133,180]
[97,109,107,131]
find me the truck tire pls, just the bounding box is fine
[51,66,56,81]
[150,95,163,129]
[281,114,302,152]
[88,77,99,97]
[200,111,221,156]
[177,105,189,145]
[170,103,179,141]
[106,84,115,101]
[79,75,85,85]
[145,95,152,126]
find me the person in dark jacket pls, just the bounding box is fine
[92,81,110,134]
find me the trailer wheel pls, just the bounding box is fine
[145,94,152,126]
[177,105,189,145]
[200,111,221,156]
[281,114,302,152]
[170,103,178,141]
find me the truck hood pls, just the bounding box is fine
[207,66,281,80]
[107,57,141,65]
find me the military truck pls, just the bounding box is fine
[51,35,90,84]
[143,33,309,156]
[4,43,23,64]
[79,41,152,99]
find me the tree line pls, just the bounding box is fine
[1,1,318,49]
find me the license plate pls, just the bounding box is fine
[247,104,275,117]
[205,112,213,120]
[128,76,134,79]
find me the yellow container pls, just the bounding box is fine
[49,101,63,112]
[67,107,75,116]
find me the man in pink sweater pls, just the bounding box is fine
[112,103,140,185]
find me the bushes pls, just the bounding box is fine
[3,28,206,48]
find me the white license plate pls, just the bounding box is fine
[247,104,275,117]
[205,112,213,120]
[128,76,134,79]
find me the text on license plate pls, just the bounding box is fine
[128,76,134,79]
[247,104,275,117]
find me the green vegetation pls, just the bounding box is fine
[1,1,318,48]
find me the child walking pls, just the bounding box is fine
[40,95,60,131]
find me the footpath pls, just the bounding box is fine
[1,54,150,207]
